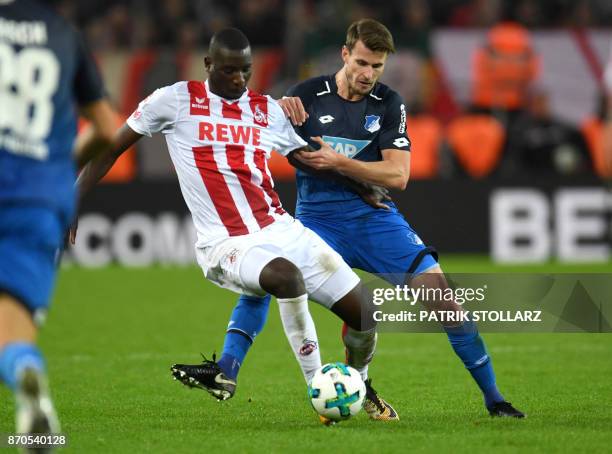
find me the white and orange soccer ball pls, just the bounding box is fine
[308,362,366,422]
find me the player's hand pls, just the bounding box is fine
[357,184,392,210]
[295,137,342,170]
[278,96,308,126]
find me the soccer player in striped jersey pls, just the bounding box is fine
[71,28,396,417]
[0,0,116,438]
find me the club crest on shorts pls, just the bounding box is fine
[225,248,240,265]
[406,231,424,246]
[299,338,318,356]
[364,115,381,133]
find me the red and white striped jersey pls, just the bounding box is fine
[127,80,307,247]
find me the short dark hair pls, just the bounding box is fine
[345,19,395,54]
[209,28,250,53]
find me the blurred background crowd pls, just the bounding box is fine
[59,0,612,50]
[56,0,612,182]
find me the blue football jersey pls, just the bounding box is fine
[286,75,411,217]
[0,0,104,223]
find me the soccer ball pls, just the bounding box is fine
[308,362,366,421]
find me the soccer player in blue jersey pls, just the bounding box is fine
[0,0,115,436]
[213,19,525,419]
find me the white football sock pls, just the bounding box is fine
[343,326,377,381]
[277,294,321,384]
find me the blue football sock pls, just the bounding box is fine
[445,320,504,408]
[218,294,272,381]
[0,342,45,391]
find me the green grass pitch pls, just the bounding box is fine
[1,256,611,453]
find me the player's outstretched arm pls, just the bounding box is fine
[76,123,142,197]
[74,99,117,168]
[69,124,142,244]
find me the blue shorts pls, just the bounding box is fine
[298,208,438,285]
[0,205,64,312]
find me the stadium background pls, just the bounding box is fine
[2,1,611,453]
[61,0,612,266]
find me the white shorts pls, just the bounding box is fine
[195,216,360,308]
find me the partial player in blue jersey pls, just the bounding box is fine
[0,0,115,436]
[219,19,524,419]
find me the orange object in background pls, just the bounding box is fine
[446,114,505,178]
[581,117,612,177]
[471,22,539,111]
[100,145,136,182]
[268,150,296,181]
[77,117,136,182]
[407,115,442,179]
[249,49,285,94]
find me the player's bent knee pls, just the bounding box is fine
[259,257,306,298]
[331,285,377,332]
[411,268,448,291]
[411,268,467,314]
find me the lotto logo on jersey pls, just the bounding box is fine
[190,95,210,116]
[393,137,410,148]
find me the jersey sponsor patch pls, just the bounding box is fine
[188,81,210,116]
[322,135,371,158]
[364,115,381,133]
[198,121,262,146]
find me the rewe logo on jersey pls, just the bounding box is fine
[199,121,261,146]
[322,135,371,159]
